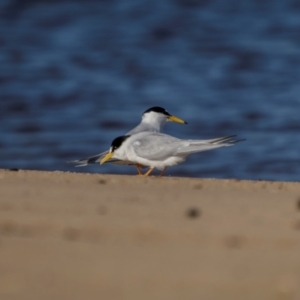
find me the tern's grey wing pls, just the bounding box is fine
[132,133,185,161]
[185,135,237,145]
[176,135,242,155]
[126,123,156,135]
[68,150,108,166]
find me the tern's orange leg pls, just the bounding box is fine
[135,164,143,175]
[142,167,154,177]
[159,167,167,177]
[135,165,142,175]
[136,164,147,175]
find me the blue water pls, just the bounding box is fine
[1,0,300,181]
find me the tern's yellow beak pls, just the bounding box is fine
[100,152,114,165]
[167,115,187,124]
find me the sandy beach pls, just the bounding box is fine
[0,169,300,300]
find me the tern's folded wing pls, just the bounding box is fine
[132,134,185,161]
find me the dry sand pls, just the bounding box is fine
[0,169,300,300]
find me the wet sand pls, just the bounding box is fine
[0,169,300,300]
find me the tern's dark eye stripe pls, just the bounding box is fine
[110,135,131,152]
[143,106,170,116]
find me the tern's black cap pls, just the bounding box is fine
[111,135,130,152]
[143,106,170,116]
